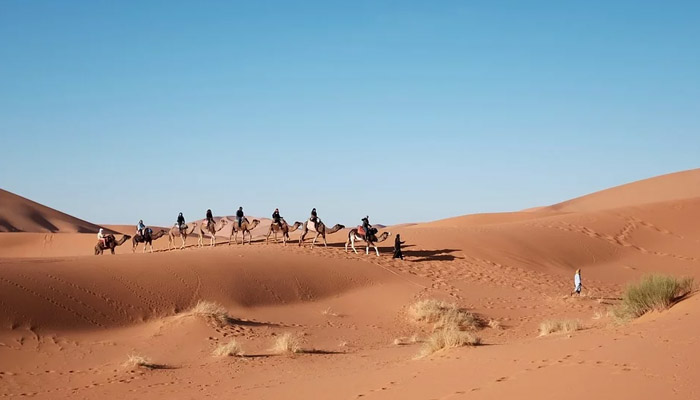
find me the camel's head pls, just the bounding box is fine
[220,218,228,225]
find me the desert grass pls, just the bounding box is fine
[188,300,231,326]
[322,307,340,317]
[613,274,695,320]
[416,327,481,358]
[213,339,244,357]
[488,319,502,330]
[123,354,164,370]
[408,299,482,330]
[538,319,582,336]
[393,334,420,346]
[271,332,303,355]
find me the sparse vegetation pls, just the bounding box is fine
[188,300,231,326]
[416,327,481,358]
[124,354,163,370]
[538,319,582,336]
[271,332,303,355]
[213,339,244,357]
[408,299,483,358]
[393,334,420,346]
[488,319,502,330]
[408,299,482,330]
[613,274,695,321]
[322,307,340,317]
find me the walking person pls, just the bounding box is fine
[393,234,405,260]
[571,269,582,296]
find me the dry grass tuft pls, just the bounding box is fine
[613,274,695,321]
[188,300,231,326]
[213,339,244,357]
[488,319,502,330]
[124,354,163,370]
[538,319,582,336]
[393,335,420,346]
[271,332,303,355]
[408,299,481,330]
[416,327,481,358]
[322,307,340,317]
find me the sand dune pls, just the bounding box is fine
[0,189,110,233]
[547,168,700,212]
[2,170,700,399]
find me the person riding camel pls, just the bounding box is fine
[236,207,245,228]
[206,209,214,230]
[97,228,107,247]
[137,220,146,237]
[177,212,186,231]
[310,208,319,229]
[272,208,282,227]
[361,216,373,240]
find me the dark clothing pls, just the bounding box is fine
[236,210,244,226]
[393,236,405,260]
[206,210,214,228]
[272,211,281,224]
[362,218,372,240]
[177,215,185,229]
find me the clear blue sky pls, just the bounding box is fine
[1,1,698,226]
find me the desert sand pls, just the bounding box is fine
[1,169,700,399]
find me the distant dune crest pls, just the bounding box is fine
[0,189,108,233]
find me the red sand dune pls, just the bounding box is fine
[2,169,700,399]
[0,189,110,233]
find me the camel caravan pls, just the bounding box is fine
[94,208,394,257]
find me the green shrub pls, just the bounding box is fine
[614,275,694,320]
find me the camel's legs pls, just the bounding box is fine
[374,245,379,256]
[323,235,328,247]
[350,237,359,254]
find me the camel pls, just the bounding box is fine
[298,219,345,247]
[95,234,131,255]
[168,223,197,250]
[197,218,228,247]
[228,218,261,245]
[265,219,303,245]
[345,228,391,256]
[132,229,167,253]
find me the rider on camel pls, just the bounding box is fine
[236,207,245,228]
[272,208,282,227]
[206,209,214,230]
[361,216,373,240]
[177,212,185,231]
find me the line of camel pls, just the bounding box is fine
[95,218,391,257]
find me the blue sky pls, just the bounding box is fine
[1,1,698,226]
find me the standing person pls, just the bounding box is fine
[177,212,185,231]
[571,269,582,296]
[206,209,215,230]
[137,220,146,237]
[393,234,405,260]
[272,208,282,226]
[236,207,245,227]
